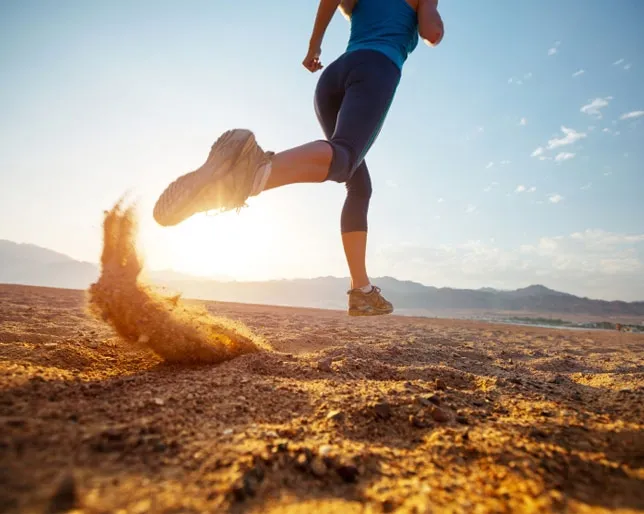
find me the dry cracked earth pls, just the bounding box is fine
[0,284,643,513]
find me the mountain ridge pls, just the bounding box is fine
[1,239,643,318]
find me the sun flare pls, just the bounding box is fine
[157,203,282,280]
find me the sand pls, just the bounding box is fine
[0,283,643,513]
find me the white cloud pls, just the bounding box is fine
[548,194,564,204]
[580,97,612,119]
[624,63,632,70]
[515,185,536,193]
[500,160,511,166]
[465,204,477,214]
[508,74,531,85]
[437,197,444,203]
[613,58,624,65]
[548,47,558,56]
[519,117,527,126]
[485,161,494,169]
[620,110,644,120]
[581,182,592,190]
[483,182,499,192]
[377,229,644,301]
[547,126,587,149]
[531,146,544,157]
[555,152,576,162]
[572,69,585,77]
[515,185,526,193]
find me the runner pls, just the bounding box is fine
[153,0,444,316]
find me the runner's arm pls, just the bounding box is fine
[418,0,444,47]
[309,0,341,50]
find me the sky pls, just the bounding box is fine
[1,0,643,301]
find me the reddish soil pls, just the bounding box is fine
[1,283,642,513]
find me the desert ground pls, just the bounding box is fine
[1,283,642,513]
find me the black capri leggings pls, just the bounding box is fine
[313,49,401,233]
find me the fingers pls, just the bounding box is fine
[302,56,323,73]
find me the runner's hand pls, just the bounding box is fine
[303,45,323,73]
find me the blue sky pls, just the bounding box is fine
[1,0,643,300]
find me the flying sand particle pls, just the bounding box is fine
[86,200,263,364]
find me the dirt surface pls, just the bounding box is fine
[1,283,643,513]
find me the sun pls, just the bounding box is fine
[165,207,277,279]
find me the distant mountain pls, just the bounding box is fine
[0,240,98,290]
[2,239,643,318]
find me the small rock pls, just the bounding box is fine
[319,445,332,457]
[310,457,327,477]
[295,453,309,469]
[152,398,164,406]
[435,378,447,390]
[373,402,392,420]
[326,410,344,422]
[409,415,429,429]
[317,358,333,372]
[456,415,469,425]
[223,428,233,436]
[430,406,450,423]
[427,394,441,406]
[472,400,485,407]
[138,334,150,344]
[265,430,278,438]
[48,472,77,513]
[336,464,359,483]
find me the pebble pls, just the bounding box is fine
[326,410,344,422]
[373,402,392,420]
[336,464,359,483]
[153,398,164,406]
[223,428,234,436]
[435,378,447,390]
[319,445,332,457]
[456,415,469,425]
[418,394,441,406]
[409,414,429,429]
[430,406,450,423]
[138,334,150,343]
[317,358,333,372]
[310,457,328,477]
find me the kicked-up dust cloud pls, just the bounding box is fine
[87,201,263,364]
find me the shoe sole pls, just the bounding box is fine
[347,307,394,317]
[153,129,256,227]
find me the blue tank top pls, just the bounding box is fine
[346,0,419,70]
